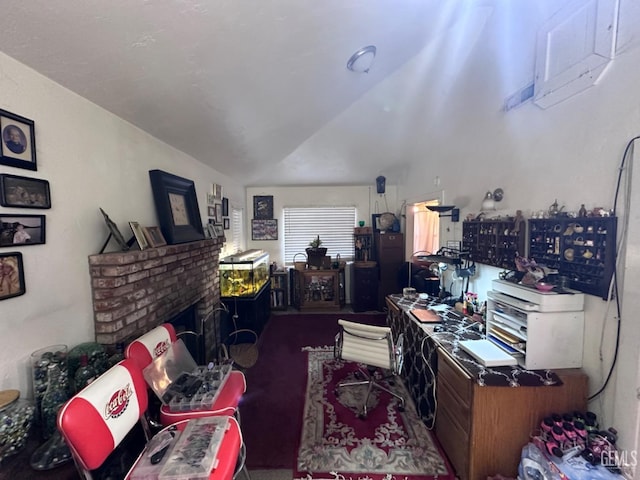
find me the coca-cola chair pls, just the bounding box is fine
[125,322,246,426]
[57,358,245,480]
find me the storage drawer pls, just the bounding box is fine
[435,399,470,480]
[437,349,472,407]
[437,373,471,434]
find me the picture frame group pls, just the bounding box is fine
[127,222,167,250]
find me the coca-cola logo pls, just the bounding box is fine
[154,340,170,358]
[104,383,133,419]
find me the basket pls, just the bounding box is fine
[293,252,307,271]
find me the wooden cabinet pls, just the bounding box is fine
[528,216,616,299]
[292,268,345,311]
[435,348,588,480]
[462,219,525,269]
[375,232,403,310]
[269,270,289,310]
[221,281,271,338]
[351,262,378,312]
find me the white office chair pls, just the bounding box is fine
[333,318,405,418]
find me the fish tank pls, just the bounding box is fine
[219,249,270,297]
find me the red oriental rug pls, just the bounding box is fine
[294,347,454,480]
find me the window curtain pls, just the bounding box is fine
[413,208,439,255]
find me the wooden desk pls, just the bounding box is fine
[386,294,588,480]
[436,347,587,480]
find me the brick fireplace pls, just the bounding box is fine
[88,239,223,359]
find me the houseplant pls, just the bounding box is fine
[306,235,327,269]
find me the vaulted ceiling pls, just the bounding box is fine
[0,1,561,187]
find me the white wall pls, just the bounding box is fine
[0,52,245,397]
[392,2,640,462]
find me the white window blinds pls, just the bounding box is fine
[230,206,243,254]
[283,206,356,264]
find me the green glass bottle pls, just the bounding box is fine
[40,364,69,439]
[74,353,97,392]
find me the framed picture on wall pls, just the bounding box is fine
[0,214,46,247]
[253,195,273,219]
[223,218,230,230]
[0,109,37,171]
[251,219,277,240]
[215,203,223,224]
[0,252,26,300]
[0,174,51,209]
[222,197,229,217]
[212,183,223,201]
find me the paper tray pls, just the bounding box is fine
[459,339,518,367]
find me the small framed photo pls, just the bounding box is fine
[142,226,167,248]
[0,109,37,171]
[212,183,223,201]
[129,221,149,250]
[213,224,225,241]
[207,206,216,218]
[253,195,273,219]
[0,252,26,300]
[222,197,229,217]
[0,174,51,209]
[223,218,230,230]
[215,203,223,224]
[99,208,130,252]
[207,223,217,239]
[251,219,278,240]
[207,193,215,205]
[0,214,46,247]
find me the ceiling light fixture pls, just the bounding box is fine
[347,45,377,73]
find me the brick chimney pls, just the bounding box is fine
[88,239,222,357]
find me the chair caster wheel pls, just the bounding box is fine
[334,389,340,397]
[398,406,405,412]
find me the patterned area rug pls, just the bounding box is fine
[294,347,454,480]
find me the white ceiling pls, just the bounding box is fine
[0,1,561,187]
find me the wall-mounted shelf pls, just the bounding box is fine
[462,219,526,270]
[528,217,616,299]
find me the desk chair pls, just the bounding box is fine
[57,359,246,480]
[334,319,405,418]
[125,323,247,426]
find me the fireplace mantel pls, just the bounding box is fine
[88,239,222,354]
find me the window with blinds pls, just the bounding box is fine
[283,206,356,264]
[229,206,243,254]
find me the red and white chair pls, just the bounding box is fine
[125,323,246,426]
[57,358,245,480]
